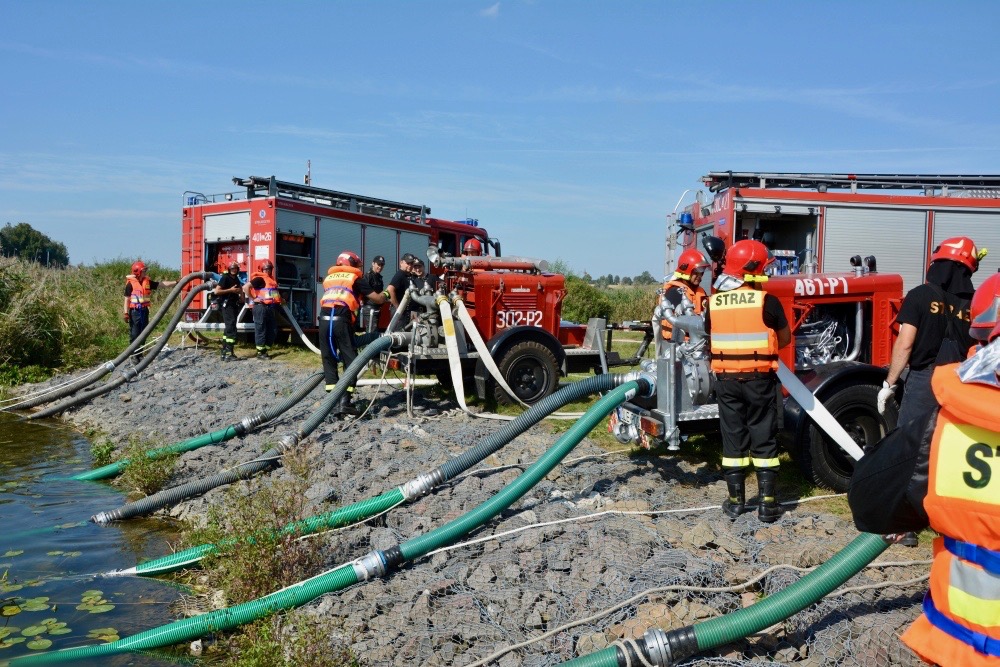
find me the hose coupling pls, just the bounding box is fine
[103,361,115,371]
[389,331,413,346]
[236,414,261,436]
[435,294,449,306]
[91,511,114,525]
[620,370,657,398]
[642,628,673,666]
[120,367,139,381]
[401,469,444,501]
[351,550,388,581]
[276,434,299,452]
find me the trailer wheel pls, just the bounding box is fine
[493,341,559,405]
[799,383,897,492]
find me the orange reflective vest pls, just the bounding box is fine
[126,275,151,310]
[660,279,707,340]
[321,266,362,320]
[709,286,779,374]
[901,364,1000,666]
[249,272,281,305]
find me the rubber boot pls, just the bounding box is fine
[721,469,746,519]
[220,343,230,361]
[337,393,361,417]
[225,342,236,361]
[756,469,782,524]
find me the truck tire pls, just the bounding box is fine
[799,383,897,492]
[493,341,559,405]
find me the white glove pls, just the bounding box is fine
[877,380,896,415]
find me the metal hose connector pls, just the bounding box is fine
[277,434,299,453]
[351,550,387,581]
[400,469,444,501]
[619,370,657,398]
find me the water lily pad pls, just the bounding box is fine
[21,597,50,612]
[0,582,23,593]
[27,638,52,650]
[0,636,26,648]
[46,551,64,556]
[2,550,23,558]
[64,551,82,558]
[1,604,21,616]
[87,627,119,642]
[48,628,72,635]
[21,625,47,636]
[39,618,60,627]
[87,604,115,614]
[0,627,20,639]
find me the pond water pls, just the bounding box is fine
[0,413,195,666]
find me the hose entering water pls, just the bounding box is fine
[7,272,212,413]
[8,381,647,666]
[27,281,216,420]
[90,334,407,524]
[71,372,325,482]
[127,371,642,576]
[558,533,890,666]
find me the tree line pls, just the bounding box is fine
[0,222,70,267]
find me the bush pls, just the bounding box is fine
[561,275,613,324]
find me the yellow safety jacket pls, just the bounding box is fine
[902,365,1000,666]
[321,266,362,321]
[709,286,778,374]
[126,275,151,310]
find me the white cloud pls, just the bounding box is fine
[481,2,500,19]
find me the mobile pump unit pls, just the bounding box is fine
[179,175,642,403]
[611,172,1000,492]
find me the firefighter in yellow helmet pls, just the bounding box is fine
[849,271,1000,666]
[705,240,791,523]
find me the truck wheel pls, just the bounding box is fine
[493,341,559,405]
[800,384,897,492]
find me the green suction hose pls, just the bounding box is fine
[559,532,890,666]
[11,381,646,665]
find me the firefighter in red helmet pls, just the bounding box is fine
[880,236,987,428]
[705,240,791,523]
[123,260,177,345]
[320,250,390,418]
[462,238,483,256]
[659,248,710,341]
[849,271,1000,666]
[242,260,282,359]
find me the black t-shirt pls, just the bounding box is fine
[704,291,788,334]
[366,270,385,294]
[326,276,374,317]
[216,273,243,307]
[896,283,974,371]
[388,269,412,300]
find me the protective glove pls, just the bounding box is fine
[877,380,896,416]
[122,311,130,323]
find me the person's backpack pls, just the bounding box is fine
[927,284,969,365]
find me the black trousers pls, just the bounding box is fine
[715,373,779,469]
[320,316,358,389]
[221,302,239,344]
[128,307,149,343]
[252,304,277,350]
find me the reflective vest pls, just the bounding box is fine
[126,275,151,310]
[901,364,1000,666]
[660,279,707,340]
[249,272,281,305]
[321,266,362,320]
[709,286,779,374]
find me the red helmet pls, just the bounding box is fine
[463,238,483,256]
[131,260,146,275]
[673,249,710,281]
[228,261,240,271]
[723,240,773,281]
[931,236,985,273]
[970,272,1000,343]
[336,251,361,268]
[258,261,274,272]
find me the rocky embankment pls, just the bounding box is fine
[22,346,929,666]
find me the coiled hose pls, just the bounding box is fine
[9,380,645,666]
[71,372,325,482]
[27,282,216,420]
[559,532,890,666]
[128,371,637,576]
[9,272,212,412]
[90,334,404,524]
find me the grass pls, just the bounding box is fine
[115,435,178,499]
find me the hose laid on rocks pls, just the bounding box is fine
[10,380,647,666]
[7,271,212,412]
[558,532,890,666]
[122,371,639,576]
[90,333,408,524]
[27,281,216,420]
[71,372,325,482]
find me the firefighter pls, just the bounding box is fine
[213,261,244,361]
[659,248,710,340]
[879,236,986,428]
[123,260,177,344]
[242,260,281,359]
[462,238,483,256]
[849,272,1000,666]
[320,251,390,418]
[360,255,386,333]
[387,252,416,309]
[705,239,791,523]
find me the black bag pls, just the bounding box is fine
[847,410,936,534]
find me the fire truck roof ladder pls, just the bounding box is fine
[702,171,1000,195]
[232,175,429,222]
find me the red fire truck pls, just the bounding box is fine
[613,172,1000,491]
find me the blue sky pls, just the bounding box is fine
[2,1,999,279]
